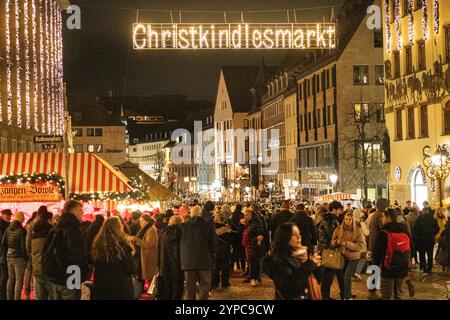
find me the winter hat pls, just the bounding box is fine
[14,212,25,223]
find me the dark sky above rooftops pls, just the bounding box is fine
[63,0,344,101]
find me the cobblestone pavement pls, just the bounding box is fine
[210,264,450,300]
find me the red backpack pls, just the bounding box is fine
[382,230,410,271]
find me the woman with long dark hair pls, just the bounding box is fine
[263,222,321,300]
[91,217,136,300]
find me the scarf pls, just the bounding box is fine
[136,220,153,241]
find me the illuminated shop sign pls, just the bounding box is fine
[133,23,336,50]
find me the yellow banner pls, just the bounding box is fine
[0,183,61,203]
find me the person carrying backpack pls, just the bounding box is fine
[42,200,89,300]
[373,208,411,300]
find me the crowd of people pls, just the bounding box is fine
[0,197,449,300]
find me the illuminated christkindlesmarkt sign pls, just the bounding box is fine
[133,23,336,49]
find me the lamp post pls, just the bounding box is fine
[329,173,338,193]
[423,144,450,208]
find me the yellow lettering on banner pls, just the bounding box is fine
[0,183,60,202]
[231,25,242,49]
[218,29,229,48]
[275,29,292,48]
[252,30,262,49]
[307,30,316,48]
[189,27,198,49]
[293,30,305,48]
[133,24,147,49]
[162,30,172,48]
[147,25,159,48]
[198,26,209,48]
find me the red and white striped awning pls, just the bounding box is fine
[0,153,132,194]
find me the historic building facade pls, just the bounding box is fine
[383,0,450,207]
[0,0,67,152]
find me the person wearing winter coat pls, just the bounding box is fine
[241,207,265,286]
[212,214,235,288]
[229,204,246,273]
[132,214,158,291]
[91,217,136,300]
[406,207,420,264]
[30,212,53,300]
[158,215,184,300]
[1,212,28,300]
[435,207,448,246]
[318,201,344,300]
[331,213,365,300]
[262,222,321,300]
[0,209,12,300]
[180,205,217,300]
[43,200,89,300]
[414,207,439,273]
[373,208,411,300]
[353,209,370,280]
[290,203,317,254]
[128,211,142,236]
[270,201,293,239]
[85,215,105,263]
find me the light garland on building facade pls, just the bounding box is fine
[394,0,402,50]
[57,7,64,135]
[385,0,391,53]
[422,0,429,40]
[24,0,31,130]
[39,0,46,133]
[45,0,51,134]
[15,0,22,128]
[6,0,13,126]
[50,0,56,134]
[32,0,39,132]
[433,0,439,34]
[408,0,414,45]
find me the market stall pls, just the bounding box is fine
[314,192,362,208]
[0,152,133,217]
[116,161,180,212]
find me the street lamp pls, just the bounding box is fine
[329,173,338,193]
[268,180,274,201]
[292,180,299,188]
[423,144,450,208]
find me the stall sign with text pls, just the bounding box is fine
[0,182,61,202]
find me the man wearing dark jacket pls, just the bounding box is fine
[212,215,235,288]
[270,201,293,239]
[0,209,12,300]
[373,208,411,300]
[290,203,317,254]
[318,200,344,300]
[414,205,439,273]
[43,200,89,300]
[180,205,217,300]
[1,212,28,300]
[242,207,265,286]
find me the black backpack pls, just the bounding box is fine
[42,227,67,281]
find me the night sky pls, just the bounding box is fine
[63,0,344,101]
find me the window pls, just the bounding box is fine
[405,46,413,74]
[393,51,400,78]
[444,101,450,135]
[402,0,409,16]
[354,103,369,122]
[87,128,95,136]
[353,66,369,85]
[375,65,384,85]
[446,26,450,63]
[87,144,103,153]
[374,29,383,48]
[418,41,426,70]
[375,103,385,122]
[74,144,83,153]
[74,128,82,137]
[95,128,103,137]
[356,142,384,168]
[308,112,312,130]
[407,107,415,139]
[327,106,332,125]
[415,0,423,10]
[396,108,403,140]
[299,115,303,131]
[419,104,428,137]
[243,119,249,129]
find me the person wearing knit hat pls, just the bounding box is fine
[1,211,28,300]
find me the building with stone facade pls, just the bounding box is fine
[383,0,450,207]
[0,0,68,153]
[296,0,389,202]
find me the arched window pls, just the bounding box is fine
[444,100,450,135]
[410,168,428,209]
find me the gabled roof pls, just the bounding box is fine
[221,66,260,113]
[67,95,124,127]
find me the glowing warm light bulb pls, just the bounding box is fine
[15,0,22,128]
[32,0,39,131]
[24,0,32,130]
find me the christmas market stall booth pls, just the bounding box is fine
[0,152,135,220]
[116,161,180,212]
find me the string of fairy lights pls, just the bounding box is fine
[385,0,441,52]
[2,0,64,135]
